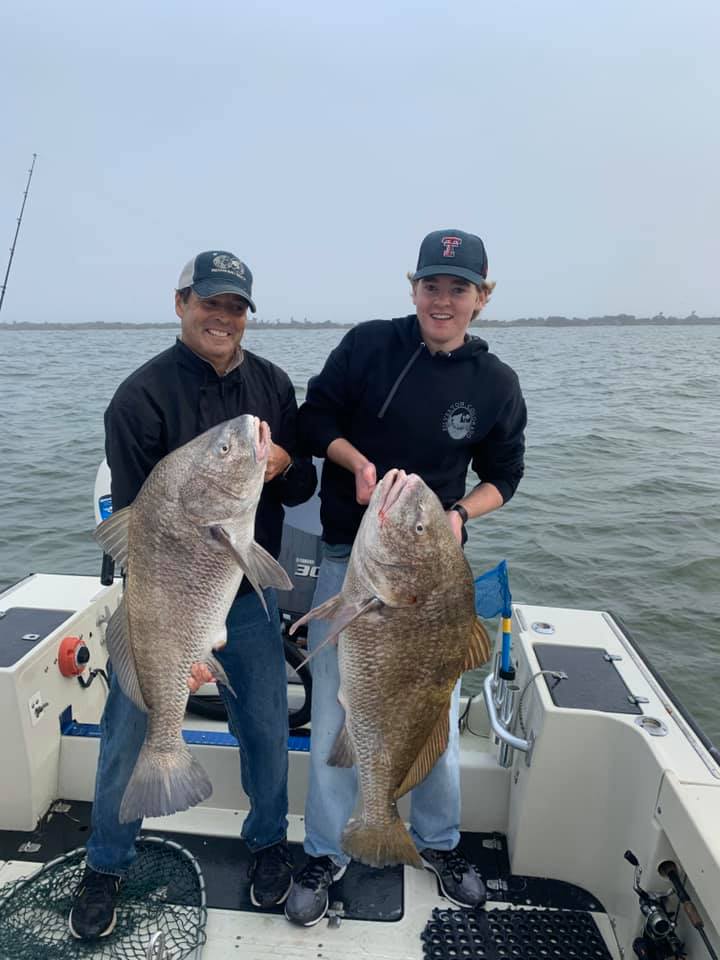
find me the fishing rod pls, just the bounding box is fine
[0,153,37,316]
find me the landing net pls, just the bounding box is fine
[0,836,207,959]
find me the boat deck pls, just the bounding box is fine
[0,800,618,960]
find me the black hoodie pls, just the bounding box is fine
[298,314,526,546]
[105,339,317,592]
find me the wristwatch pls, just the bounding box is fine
[450,503,469,525]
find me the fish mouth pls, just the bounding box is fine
[376,469,421,520]
[254,418,271,463]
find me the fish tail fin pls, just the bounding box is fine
[119,740,212,823]
[342,815,423,868]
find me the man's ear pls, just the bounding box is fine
[174,291,185,320]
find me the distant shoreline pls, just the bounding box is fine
[1,316,719,331]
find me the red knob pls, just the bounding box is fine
[58,636,89,677]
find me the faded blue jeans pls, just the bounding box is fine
[304,546,462,867]
[86,588,289,876]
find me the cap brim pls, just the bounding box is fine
[413,265,489,288]
[192,278,256,313]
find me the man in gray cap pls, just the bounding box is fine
[69,250,317,940]
[286,230,527,927]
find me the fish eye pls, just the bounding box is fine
[219,442,230,456]
[415,523,424,533]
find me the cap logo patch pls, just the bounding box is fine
[211,254,245,277]
[441,236,462,258]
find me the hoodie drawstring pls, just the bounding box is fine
[377,342,426,420]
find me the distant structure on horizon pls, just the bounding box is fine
[1,312,719,331]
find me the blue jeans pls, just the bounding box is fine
[304,547,462,867]
[86,588,289,876]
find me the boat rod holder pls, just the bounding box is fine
[483,662,534,768]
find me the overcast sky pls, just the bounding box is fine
[1,0,718,324]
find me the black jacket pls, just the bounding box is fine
[298,315,526,545]
[105,339,317,591]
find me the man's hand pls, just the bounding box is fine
[354,461,377,504]
[186,662,217,694]
[265,441,292,482]
[445,508,464,545]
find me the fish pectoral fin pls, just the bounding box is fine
[200,652,237,699]
[327,723,355,767]
[288,596,383,668]
[463,617,493,672]
[105,599,149,713]
[393,707,450,799]
[93,506,132,570]
[288,593,346,636]
[210,526,293,611]
[290,595,383,646]
[324,596,384,645]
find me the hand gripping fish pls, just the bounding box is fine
[291,469,491,868]
[95,415,292,823]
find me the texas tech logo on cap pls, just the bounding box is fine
[441,236,463,258]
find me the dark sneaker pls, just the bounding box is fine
[249,839,294,907]
[68,867,121,940]
[420,847,487,908]
[284,855,347,926]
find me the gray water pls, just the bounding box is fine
[1,325,719,744]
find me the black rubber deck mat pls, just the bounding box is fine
[458,833,605,912]
[151,829,404,921]
[0,801,403,921]
[422,907,613,960]
[1,802,603,918]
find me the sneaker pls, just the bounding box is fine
[249,839,294,907]
[284,855,348,926]
[420,847,487,908]
[68,867,121,940]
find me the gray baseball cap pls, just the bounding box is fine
[177,250,256,312]
[413,230,489,287]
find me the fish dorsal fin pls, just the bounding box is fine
[210,526,292,615]
[94,506,132,570]
[327,723,355,767]
[105,599,149,713]
[463,617,492,672]
[394,706,450,799]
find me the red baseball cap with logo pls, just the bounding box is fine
[412,230,489,287]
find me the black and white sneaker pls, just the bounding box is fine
[249,839,294,907]
[68,867,121,940]
[284,855,348,926]
[420,847,487,908]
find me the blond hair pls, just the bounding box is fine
[407,273,495,321]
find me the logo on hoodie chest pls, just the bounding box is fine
[442,402,477,440]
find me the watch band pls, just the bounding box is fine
[450,503,469,525]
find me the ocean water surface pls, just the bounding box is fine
[1,324,718,743]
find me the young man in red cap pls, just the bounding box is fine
[286,230,527,926]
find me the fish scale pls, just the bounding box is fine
[296,469,490,869]
[93,414,292,823]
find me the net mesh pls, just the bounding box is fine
[0,836,207,960]
[474,560,512,619]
